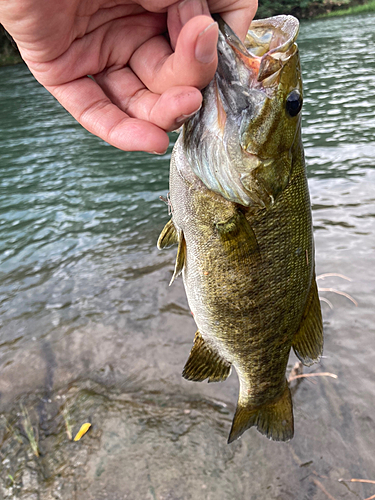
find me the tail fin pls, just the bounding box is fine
[228,383,294,443]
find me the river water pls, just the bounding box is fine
[0,12,374,500]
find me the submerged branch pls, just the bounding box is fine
[312,478,338,500]
[317,273,352,281]
[318,288,358,307]
[320,297,334,309]
[288,372,338,382]
[339,479,375,485]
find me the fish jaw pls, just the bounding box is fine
[182,15,303,208]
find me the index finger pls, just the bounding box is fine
[129,15,218,95]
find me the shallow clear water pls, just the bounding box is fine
[0,12,375,500]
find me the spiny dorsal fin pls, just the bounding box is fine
[228,382,294,443]
[292,277,323,366]
[182,331,232,383]
[215,209,260,262]
[157,219,178,249]
[169,230,186,285]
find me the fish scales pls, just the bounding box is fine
[170,130,312,401]
[158,15,323,443]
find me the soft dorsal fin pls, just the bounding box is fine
[169,230,186,285]
[292,277,323,366]
[157,219,179,249]
[182,331,232,383]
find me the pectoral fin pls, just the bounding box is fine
[182,331,232,383]
[292,278,323,366]
[228,382,294,443]
[215,209,260,262]
[157,219,179,249]
[169,230,186,286]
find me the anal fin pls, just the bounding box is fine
[292,277,323,366]
[228,382,294,443]
[182,331,231,383]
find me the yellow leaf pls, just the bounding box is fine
[73,423,91,441]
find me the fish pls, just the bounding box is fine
[157,15,323,443]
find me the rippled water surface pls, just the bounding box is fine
[0,13,375,500]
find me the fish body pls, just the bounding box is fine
[158,15,323,443]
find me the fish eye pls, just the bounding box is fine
[286,90,303,117]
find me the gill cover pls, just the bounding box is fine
[182,15,302,208]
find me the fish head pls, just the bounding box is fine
[182,15,303,208]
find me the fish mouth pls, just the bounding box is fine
[214,14,299,87]
[182,15,301,207]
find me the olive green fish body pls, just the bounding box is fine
[158,15,323,443]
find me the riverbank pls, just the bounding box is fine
[0,49,22,67]
[316,0,375,17]
[255,0,374,20]
[0,26,22,67]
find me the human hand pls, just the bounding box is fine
[0,0,257,153]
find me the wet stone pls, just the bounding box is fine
[21,468,39,491]
[20,493,39,500]
[71,448,88,468]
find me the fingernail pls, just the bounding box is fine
[150,149,168,155]
[195,22,218,64]
[175,104,202,124]
[178,0,209,26]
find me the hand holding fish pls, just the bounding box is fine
[0,0,257,153]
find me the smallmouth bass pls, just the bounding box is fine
[158,15,323,443]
